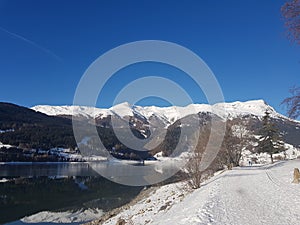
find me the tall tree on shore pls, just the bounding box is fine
[257,110,285,163]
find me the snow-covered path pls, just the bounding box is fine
[156,160,300,225]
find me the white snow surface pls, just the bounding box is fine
[31,105,110,118]
[31,100,296,125]
[240,143,300,165]
[0,142,13,148]
[6,208,103,225]
[102,159,300,225]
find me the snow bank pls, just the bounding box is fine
[0,142,13,148]
[7,208,103,225]
[240,143,300,165]
[101,182,188,225]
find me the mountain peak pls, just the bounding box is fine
[109,102,133,117]
[109,101,132,109]
[210,99,277,119]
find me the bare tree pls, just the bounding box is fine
[186,151,203,189]
[185,118,252,188]
[222,120,253,167]
[282,86,300,119]
[281,2,300,119]
[222,123,239,168]
[185,127,210,189]
[281,0,300,44]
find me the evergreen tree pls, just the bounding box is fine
[257,110,285,163]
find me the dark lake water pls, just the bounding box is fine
[0,162,98,177]
[0,163,143,224]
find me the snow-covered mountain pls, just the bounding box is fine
[31,100,292,127]
[2,100,300,163]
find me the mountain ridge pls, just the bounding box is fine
[31,99,298,127]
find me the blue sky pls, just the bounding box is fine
[0,0,299,115]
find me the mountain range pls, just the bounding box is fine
[0,100,299,162]
[31,100,289,127]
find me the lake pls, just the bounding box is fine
[0,162,98,177]
[0,162,143,224]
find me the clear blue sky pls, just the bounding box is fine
[0,0,299,115]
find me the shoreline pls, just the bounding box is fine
[0,159,159,166]
[0,161,90,165]
[85,185,161,225]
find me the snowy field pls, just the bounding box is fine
[99,159,300,225]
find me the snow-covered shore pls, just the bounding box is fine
[6,208,103,225]
[88,159,300,225]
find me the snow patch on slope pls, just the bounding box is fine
[31,105,108,118]
[7,208,103,225]
[109,102,133,118]
[0,142,13,148]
